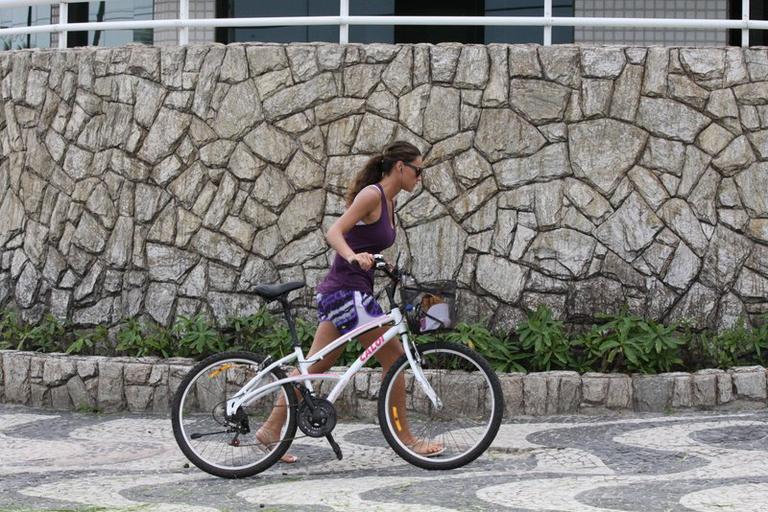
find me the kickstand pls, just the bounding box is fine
[325,433,343,460]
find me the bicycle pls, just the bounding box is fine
[171,255,504,478]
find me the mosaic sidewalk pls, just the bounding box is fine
[2,404,768,511]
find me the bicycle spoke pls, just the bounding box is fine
[380,342,502,469]
[173,354,297,477]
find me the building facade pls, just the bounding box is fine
[1,0,766,49]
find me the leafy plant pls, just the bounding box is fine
[516,305,573,371]
[0,312,69,353]
[143,322,177,358]
[577,310,684,374]
[230,308,276,342]
[115,318,146,356]
[174,315,223,357]
[746,314,768,365]
[696,317,768,369]
[67,325,109,355]
[26,315,69,353]
[6,304,768,375]
[445,322,527,373]
[0,310,23,350]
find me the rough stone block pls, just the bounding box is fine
[540,371,581,414]
[581,373,609,404]
[355,398,378,421]
[633,374,673,412]
[606,375,632,409]
[368,372,382,400]
[523,375,547,416]
[558,373,581,414]
[67,374,96,410]
[336,375,358,419]
[670,374,693,408]
[30,355,45,380]
[43,357,76,386]
[125,385,154,412]
[499,373,524,418]
[693,370,720,407]
[148,364,169,386]
[30,382,50,408]
[97,361,125,412]
[717,372,733,404]
[353,369,371,398]
[730,366,767,400]
[168,364,192,399]
[152,381,170,414]
[3,352,31,405]
[124,363,153,385]
[77,358,100,379]
[50,383,72,410]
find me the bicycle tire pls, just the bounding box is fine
[171,351,298,478]
[377,341,504,470]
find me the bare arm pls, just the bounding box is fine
[325,186,380,271]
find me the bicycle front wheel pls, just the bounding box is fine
[171,351,297,478]
[378,341,504,470]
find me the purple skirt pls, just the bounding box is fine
[316,290,385,334]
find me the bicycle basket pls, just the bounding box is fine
[400,280,457,334]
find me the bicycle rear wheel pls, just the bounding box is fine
[171,351,297,478]
[378,341,504,470]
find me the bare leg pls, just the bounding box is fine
[256,321,342,463]
[357,327,443,456]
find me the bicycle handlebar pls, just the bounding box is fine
[349,254,402,281]
[349,254,406,309]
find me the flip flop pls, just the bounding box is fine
[408,442,446,458]
[424,446,446,458]
[254,431,299,464]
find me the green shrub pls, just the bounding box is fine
[232,308,292,358]
[67,325,109,355]
[174,315,223,358]
[4,305,768,375]
[444,322,526,373]
[1,313,69,353]
[26,315,69,353]
[576,310,684,374]
[695,316,768,369]
[516,305,574,371]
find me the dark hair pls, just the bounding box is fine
[345,141,421,206]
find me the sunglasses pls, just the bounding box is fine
[402,162,424,177]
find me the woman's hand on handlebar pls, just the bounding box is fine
[348,252,375,271]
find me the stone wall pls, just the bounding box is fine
[2,350,767,417]
[0,43,767,331]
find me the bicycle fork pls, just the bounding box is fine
[404,339,443,410]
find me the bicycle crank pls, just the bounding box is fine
[297,397,337,437]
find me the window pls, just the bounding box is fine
[216,0,575,44]
[66,1,154,47]
[0,5,52,49]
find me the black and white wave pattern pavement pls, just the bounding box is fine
[2,404,768,511]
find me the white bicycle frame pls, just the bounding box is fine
[224,305,442,417]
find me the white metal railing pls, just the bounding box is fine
[0,0,763,49]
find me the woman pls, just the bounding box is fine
[256,141,443,462]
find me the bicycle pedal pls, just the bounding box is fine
[325,433,343,460]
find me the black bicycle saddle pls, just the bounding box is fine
[252,281,305,301]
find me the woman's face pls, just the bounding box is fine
[399,157,423,193]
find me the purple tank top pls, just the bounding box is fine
[317,184,396,295]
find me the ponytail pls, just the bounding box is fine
[345,141,421,206]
